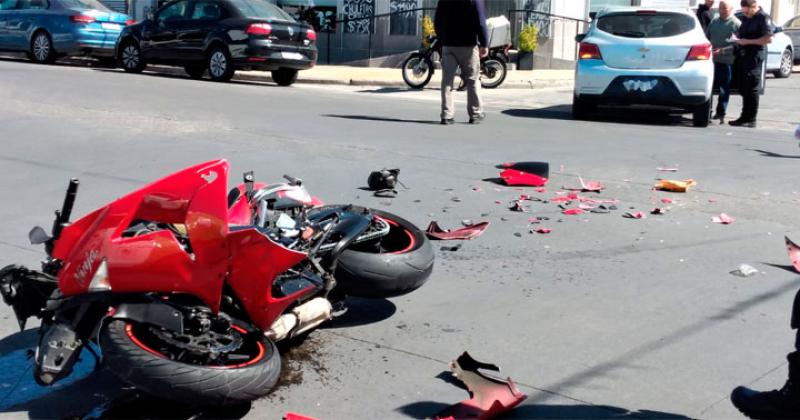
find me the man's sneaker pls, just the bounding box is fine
[440,118,455,125]
[469,113,486,125]
[729,119,757,128]
[712,112,724,120]
[731,384,800,419]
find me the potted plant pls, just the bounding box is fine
[517,24,539,70]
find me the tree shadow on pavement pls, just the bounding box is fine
[503,106,693,127]
[397,401,691,419]
[748,149,800,159]
[323,114,440,125]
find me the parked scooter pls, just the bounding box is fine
[401,35,509,89]
[0,160,434,405]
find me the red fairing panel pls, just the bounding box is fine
[54,160,230,312]
[227,228,309,330]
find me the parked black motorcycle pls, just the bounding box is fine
[401,35,509,90]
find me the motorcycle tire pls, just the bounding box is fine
[101,319,281,406]
[324,206,434,298]
[401,53,434,89]
[480,58,507,89]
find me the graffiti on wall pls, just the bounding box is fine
[342,0,374,34]
[389,0,418,36]
[523,0,551,38]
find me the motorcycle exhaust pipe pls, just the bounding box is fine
[265,297,332,342]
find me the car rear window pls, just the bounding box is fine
[59,0,111,11]
[597,12,695,38]
[229,0,295,21]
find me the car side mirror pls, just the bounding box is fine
[589,12,597,20]
[575,33,586,42]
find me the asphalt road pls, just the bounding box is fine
[0,58,799,419]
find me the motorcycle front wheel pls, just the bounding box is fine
[480,58,507,89]
[401,53,434,89]
[101,319,281,406]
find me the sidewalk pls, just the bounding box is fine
[238,65,575,89]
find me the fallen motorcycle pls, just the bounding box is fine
[0,159,434,405]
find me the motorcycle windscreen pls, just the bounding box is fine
[56,160,231,312]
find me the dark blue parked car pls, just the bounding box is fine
[0,0,131,64]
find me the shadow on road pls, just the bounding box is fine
[749,149,800,159]
[397,401,690,419]
[91,68,272,88]
[503,105,694,127]
[323,114,439,125]
[357,87,424,94]
[323,296,397,329]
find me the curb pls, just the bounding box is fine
[14,55,575,89]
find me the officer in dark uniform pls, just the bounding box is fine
[728,0,774,128]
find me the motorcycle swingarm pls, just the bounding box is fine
[0,265,58,330]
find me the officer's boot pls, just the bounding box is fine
[731,352,800,419]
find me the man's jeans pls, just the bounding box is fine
[713,62,732,117]
[441,45,482,120]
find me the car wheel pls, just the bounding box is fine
[692,99,712,128]
[774,48,793,79]
[207,46,235,82]
[572,95,594,120]
[184,63,205,79]
[271,68,298,86]
[30,31,55,64]
[119,39,146,73]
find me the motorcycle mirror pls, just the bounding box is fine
[28,226,51,245]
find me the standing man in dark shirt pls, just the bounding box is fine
[434,0,489,125]
[697,0,715,31]
[729,0,773,128]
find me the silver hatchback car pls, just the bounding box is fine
[573,8,714,127]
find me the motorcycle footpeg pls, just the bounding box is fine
[34,322,84,386]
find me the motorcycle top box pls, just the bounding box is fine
[0,159,433,405]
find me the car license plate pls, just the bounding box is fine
[280,52,304,60]
[623,78,659,93]
[101,23,121,30]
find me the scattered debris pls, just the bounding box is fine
[536,187,546,193]
[708,198,718,203]
[461,219,473,226]
[564,176,604,192]
[509,201,528,212]
[578,203,595,210]
[500,217,509,221]
[451,197,462,202]
[440,244,462,252]
[562,208,584,215]
[656,166,679,172]
[426,221,490,240]
[499,169,548,187]
[650,208,666,215]
[654,179,696,192]
[660,197,673,204]
[590,207,610,214]
[494,200,503,204]
[730,264,759,277]
[623,211,646,219]
[285,413,319,420]
[472,186,482,192]
[367,168,403,197]
[711,213,735,224]
[514,232,523,238]
[785,236,800,273]
[532,227,551,234]
[434,352,527,420]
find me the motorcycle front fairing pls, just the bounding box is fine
[53,160,230,312]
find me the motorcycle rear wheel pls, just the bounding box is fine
[480,58,507,89]
[328,206,434,298]
[101,319,280,406]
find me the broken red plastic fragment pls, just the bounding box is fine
[528,217,541,224]
[785,236,800,273]
[711,213,735,224]
[500,169,548,187]
[623,211,646,219]
[563,208,584,215]
[536,187,546,193]
[579,203,595,210]
[509,201,528,212]
[660,197,674,204]
[473,186,482,192]
[434,352,527,420]
[284,414,318,420]
[533,227,551,234]
[426,221,490,240]
[565,176,604,192]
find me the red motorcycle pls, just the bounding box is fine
[0,159,433,405]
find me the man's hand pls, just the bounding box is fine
[479,47,488,58]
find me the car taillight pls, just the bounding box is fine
[125,19,136,26]
[70,14,95,24]
[246,23,272,36]
[579,42,602,60]
[306,28,316,42]
[686,43,712,61]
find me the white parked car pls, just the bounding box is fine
[573,8,715,127]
